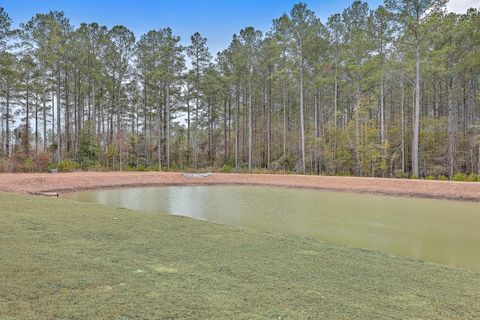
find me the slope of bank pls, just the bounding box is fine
[1,192,479,319]
[1,171,480,201]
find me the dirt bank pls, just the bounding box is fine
[1,171,480,201]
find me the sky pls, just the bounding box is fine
[2,0,479,55]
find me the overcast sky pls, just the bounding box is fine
[447,0,479,12]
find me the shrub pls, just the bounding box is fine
[23,156,34,172]
[452,173,466,181]
[57,159,77,172]
[221,164,233,173]
[78,126,100,170]
[253,168,270,174]
[33,152,52,172]
[466,174,479,182]
[267,161,282,171]
[394,170,409,179]
[425,165,447,178]
[277,155,295,170]
[438,175,449,181]
[149,165,160,172]
[426,175,435,180]
[0,158,11,172]
[224,157,235,167]
[410,174,418,179]
[87,163,106,172]
[0,151,53,173]
[10,151,28,172]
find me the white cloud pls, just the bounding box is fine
[446,0,480,13]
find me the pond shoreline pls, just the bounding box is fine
[1,171,480,202]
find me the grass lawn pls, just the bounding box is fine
[1,192,479,319]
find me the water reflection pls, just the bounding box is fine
[64,185,480,271]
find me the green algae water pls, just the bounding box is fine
[64,185,480,271]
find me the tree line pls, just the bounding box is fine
[0,1,479,178]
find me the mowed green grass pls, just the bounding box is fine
[1,192,479,319]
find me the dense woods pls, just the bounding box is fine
[0,1,479,179]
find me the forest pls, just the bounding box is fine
[0,0,479,179]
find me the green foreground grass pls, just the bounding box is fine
[1,193,479,319]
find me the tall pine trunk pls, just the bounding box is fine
[333,63,338,175]
[56,70,61,161]
[35,95,38,154]
[166,85,170,171]
[157,90,162,171]
[25,77,30,153]
[314,88,319,174]
[299,48,306,174]
[380,76,385,176]
[400,72,405,174]
[235,83,240,169]
[5,83,10,157]
[42,86,47,152]
[447,78,455,179]
[354,86,361,176]
[412,42,420,177]
[248,76,253,171]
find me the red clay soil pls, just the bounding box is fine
[1,171,480,201]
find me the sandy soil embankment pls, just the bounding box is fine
[1,171,480,201]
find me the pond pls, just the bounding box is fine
[63,185,480,272]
